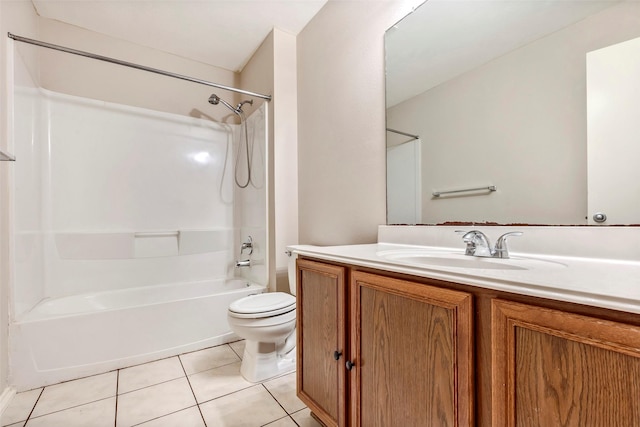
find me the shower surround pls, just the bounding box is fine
[10,80,268,389]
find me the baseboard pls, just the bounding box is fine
[0,386,16,417]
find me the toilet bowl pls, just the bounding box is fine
[227,252,298,382]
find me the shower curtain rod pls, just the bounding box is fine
[386,128,419,139]
[7,32,272,101]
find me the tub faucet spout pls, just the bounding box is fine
[235,259,251,268]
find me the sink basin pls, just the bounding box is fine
[376,249,567,271]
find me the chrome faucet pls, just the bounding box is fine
[235,259,251,268]
[459,230,492,257]
[240,236,253,255]
[236,236,253,268]
[457,230,522,259]
[493,231,523,259]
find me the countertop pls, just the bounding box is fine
[289,242,640,315]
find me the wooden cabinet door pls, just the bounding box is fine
[350,271,474,426]
[492,299,640,426]
[297,259,347,427]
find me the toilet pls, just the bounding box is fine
[227,253,298,382]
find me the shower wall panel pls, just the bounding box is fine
[13,53,46,317]
[13,88,242,315]
[233,103,268,287]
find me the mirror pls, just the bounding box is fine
[385,0,640,225]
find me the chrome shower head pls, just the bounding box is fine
[208,93,238,114]
[208,94,253,115]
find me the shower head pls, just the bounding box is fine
[208,94,253,115]
[208,93,238,115]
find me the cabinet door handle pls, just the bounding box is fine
[333,350,342,360]
[345,360,355,370]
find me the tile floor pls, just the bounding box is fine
[1,341,322,427]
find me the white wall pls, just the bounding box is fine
[387,2,640,225]
[272,30,298,291]
[297,0,419,245]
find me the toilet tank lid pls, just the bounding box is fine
[229,292,295,315]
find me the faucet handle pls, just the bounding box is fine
[455,230,475,256]
[493,232,523,259]
[240,236,253,255]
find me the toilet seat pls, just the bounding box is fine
[229,292,296,319]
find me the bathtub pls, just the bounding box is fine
[9,279,266,391]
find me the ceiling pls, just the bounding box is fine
[31,0,328,72]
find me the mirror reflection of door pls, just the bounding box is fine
[387,138,421,225]
[587,36,640,225]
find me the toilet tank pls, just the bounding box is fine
[287,251,298,295]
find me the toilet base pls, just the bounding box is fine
[240,340,296,383]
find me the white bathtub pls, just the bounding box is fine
[9,279,266,391]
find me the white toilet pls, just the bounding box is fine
[227,253,298,382]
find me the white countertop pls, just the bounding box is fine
[289,242,640,315]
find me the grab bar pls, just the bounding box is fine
[433,185,497,198]
[134,231,179,238]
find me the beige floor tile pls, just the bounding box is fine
[27,397,115,427]
[229,340,246,359]
[263,372,305,414]
[118,356,185,394]
[179,345,240,375]
[263,416,297,426]
[4,423,24,427]
[116,377,196,427]
[31,372,117,418]
[291,408,324,427]
[1,388,41,426]
[199,385,287,426]
[136,406,205,427]
[187,361,252,403]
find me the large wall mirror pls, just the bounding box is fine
[385,0,640,225]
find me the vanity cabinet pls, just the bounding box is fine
[349,271,474,426]
[296,258,474,426]
[297,255,640,426]
[491,299,640,426]
[296,259,347,427]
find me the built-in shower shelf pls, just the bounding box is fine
[0,149,15,161]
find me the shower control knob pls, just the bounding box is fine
[593,212,607,223]
[333,350,342,360]
[345,360,355,371]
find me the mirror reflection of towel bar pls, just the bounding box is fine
[433,185,496,198]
